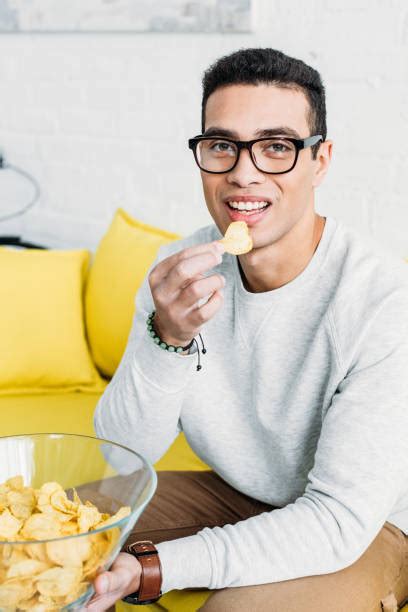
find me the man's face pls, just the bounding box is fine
[201,83,331,253]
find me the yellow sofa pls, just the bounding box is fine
[0,209,212,611]
[2,209,406,612]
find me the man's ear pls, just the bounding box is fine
[312,140,333,188]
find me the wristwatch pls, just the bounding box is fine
[122,541,163,605]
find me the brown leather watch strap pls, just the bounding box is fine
[124,541,162,604]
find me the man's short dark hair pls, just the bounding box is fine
[201,48,326,158]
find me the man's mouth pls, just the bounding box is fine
[225,200,272,215]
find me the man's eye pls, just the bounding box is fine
[210,141,234,153]
[267,142,288,153]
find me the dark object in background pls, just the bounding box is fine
[0,155,44,249]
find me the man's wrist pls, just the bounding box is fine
[122,541,162,605]
[146,311,203,371]
[153,315,192,348]
[124,553,142,595]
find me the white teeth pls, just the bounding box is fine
[228,200,269,211]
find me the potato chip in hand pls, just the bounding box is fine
[219,221,253,255]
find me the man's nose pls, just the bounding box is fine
[226,147,265,186]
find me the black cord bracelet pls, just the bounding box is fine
[146,311,206,371]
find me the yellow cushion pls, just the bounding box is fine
[0,392,100,437]
[85,208,180,379]
[0,248,106,395]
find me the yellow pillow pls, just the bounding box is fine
[0,248,107,395]
[85,208,180,379]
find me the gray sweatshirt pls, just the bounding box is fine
[94,215,408,594]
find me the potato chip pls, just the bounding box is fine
[85,499,97,508]
[6,558,50,578]
[37,504,75,523]
[37,590,68,610]
[0,566,6,583]
[219,221,253,255]
[103,528,122,565]
[0,578,36,607]
[36,482,63,511]
[0,508,23,539]
[37,581,89,610]
[38,596,67,610]
[46,536,91,567]
[96,506,131,529]
[1,543,28,567]
[37,596,65,610]
[6,475,24,491]
[70,580,89,601]
[0,492,8,512]
[17,594,53,611]
[71,487,82,506]
[9,503,33,522]
[59,519,79,537]
[26,543,49,563]
[82,533,111,579]
[50,490,77,515]
[21,513,61,541]
[77,504,102,533]
[7,488,36,521]
[37,566,82,597]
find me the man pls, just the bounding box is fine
[88,48,408,611]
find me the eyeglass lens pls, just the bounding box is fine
[196,138,297,173]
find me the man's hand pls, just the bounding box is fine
[149,240,226,347]
[86,552,142,611]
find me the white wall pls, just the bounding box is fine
[0,0,407,256]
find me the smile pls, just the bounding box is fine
[226,201,272,215]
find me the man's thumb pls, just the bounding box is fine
[95,572,127,595]
[95,570,127,594]
[95,572,110,594]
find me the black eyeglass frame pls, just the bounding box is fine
[188,134,323,175]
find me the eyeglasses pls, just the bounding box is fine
[188,134,323,175]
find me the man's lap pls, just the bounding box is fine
[200,522,408,611]
[127,470,408,612]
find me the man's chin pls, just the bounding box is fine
[247,230,278,252]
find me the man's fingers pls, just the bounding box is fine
[87,570,129,611]
[155,252,223,302]
[93,566,131,596]
[93,571,112,595]
[87,592,118,611]
[188,289,224,326]
[87,591,121,612]
[178,274,225,309]
[87,553,141,611]
[149,240,224,289]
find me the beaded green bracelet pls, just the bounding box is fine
[146,311,194,353]
[146,310,206,370]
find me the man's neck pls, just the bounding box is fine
[237,213,327,293]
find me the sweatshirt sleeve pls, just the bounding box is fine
[156,286,408,592]
[93,248,198,465]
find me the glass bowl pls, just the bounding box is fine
[0,433,157,611]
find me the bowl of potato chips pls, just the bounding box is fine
[0,433,157,611]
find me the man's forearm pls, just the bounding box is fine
[94,309,197,464]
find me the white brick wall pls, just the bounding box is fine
[0,0,407,256]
